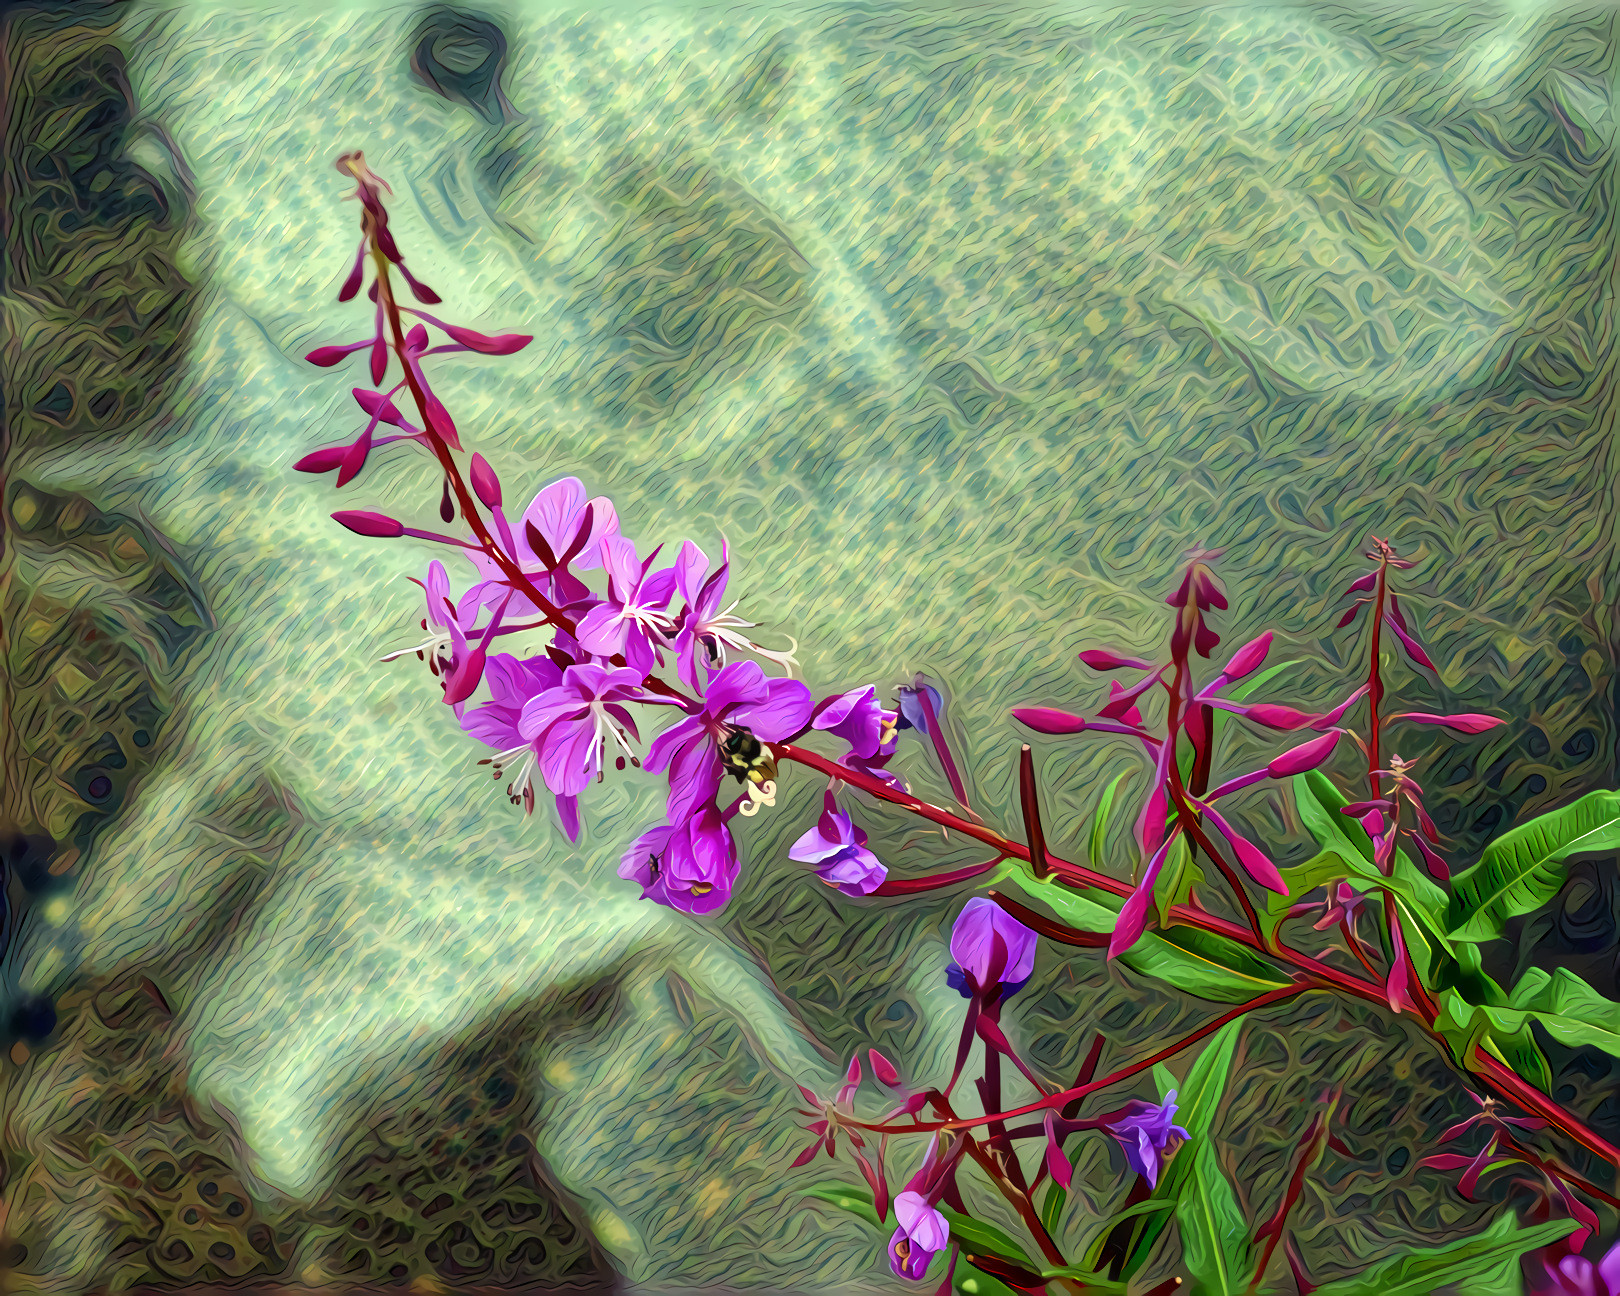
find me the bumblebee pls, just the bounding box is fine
[720,724,778,788]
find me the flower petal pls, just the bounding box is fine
[729,676,814,740]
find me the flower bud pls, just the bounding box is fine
[332,510,404,537]
[470,454,502,508]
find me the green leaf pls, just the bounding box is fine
[936,1205,1039,1270]
[1004,872,1295,1005]
[1429,985,1553,1091]
[1447,791,1620,941]
[1308,1212,1578,1296]
[1100,1197,1177,1231]
[1508,966,1620,1059]
[1035,1263,1129,1293]
[1177,1140,1251,1295]
[1120,1019,1246,1284]
[1175,1017,1246,1142]
[802,1181,882,1228]
[1091,770,1133,873]
[1155,834,1206,929]
[955,1271,1019,1296]
[1039,1181,1066,1238]
[1228,658,1305,704]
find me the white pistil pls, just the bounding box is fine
[738,778,778,817]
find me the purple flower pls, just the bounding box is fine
[670,539,798,693]
[380,559,483,717]
[1106,1092,1190,1188]
[459,652,565,811]
[617,805,738,914]
[895,681,945,733]
[946,897,1037,1000]
[644,660,814,823]
[575,533,679,674]
[618,822,677,908]
[789,791,887,895]
[888,1191,949,1281]
[815,687,895,759]
[464,476,620,619]
[516,664,651,841]
[815,686,905,788]
[1534,1238,1620,1295]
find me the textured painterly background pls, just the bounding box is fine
[3,0,1619,1291]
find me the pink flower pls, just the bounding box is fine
[516,664,655,841]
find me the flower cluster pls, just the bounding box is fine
[298,151,1620,1296]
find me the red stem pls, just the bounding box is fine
[353,172,688,708]
[872,857,1004,895]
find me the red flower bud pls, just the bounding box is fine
[305,340,368,366]
[1387,712,1503,734]
[1243,704,1317,730]
[333,510,404,537]
[1078,648,1152,672]
[1267,729,1340,777]
[1012,707,1087,735]
[1222,631,1272,681]
[868,1049,902,1089]
[294,445,347,473]
[470,454,502,508]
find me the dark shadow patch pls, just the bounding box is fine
[408,6,515,127]
[560,149,812,428]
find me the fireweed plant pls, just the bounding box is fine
[298,153,1620,1294]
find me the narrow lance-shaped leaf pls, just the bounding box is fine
[1305,1213,1577,1296]
[1178,1139,1251,1296]
[1090,770,1132,873]
[1001,871,1294,1004]
[1118,1019,1248,1286]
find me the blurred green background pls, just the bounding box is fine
[2,0,1618,1290]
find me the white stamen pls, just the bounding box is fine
[592,702,640,766]
[489,743,536,802]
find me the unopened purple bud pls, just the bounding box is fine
[335,426,374,488]
[1079,648,1153,672]
[294,445,348,474]
[1244,704,1318,731]
[470,454,502,508]
[1012,707,1086,735]
[1388,711,1504,734]
[333,510,404,537]
[306,340,369,366]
